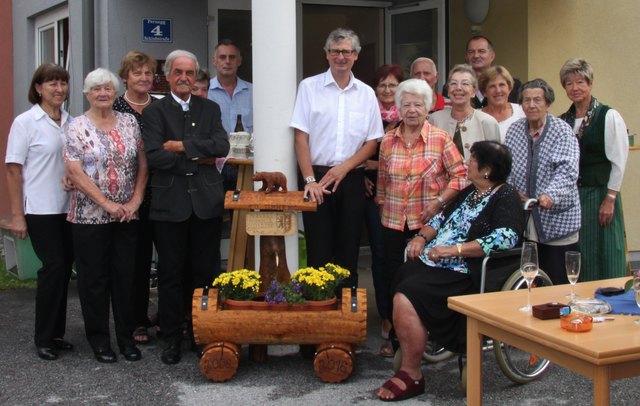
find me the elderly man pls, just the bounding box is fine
[410,57,450,113]
[464,35,522,107]
[143,50,230,365]
[291,28,383,288]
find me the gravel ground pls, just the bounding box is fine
[1,253,639,405]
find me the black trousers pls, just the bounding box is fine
[381,224,415,320]
[72,221,138,350]
[132,204,154,328]
[25,214,74,347]
[154,214,222,343]
[301,168,365,288]
[537,241,579,286]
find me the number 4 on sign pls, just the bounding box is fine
[150,25,163,36]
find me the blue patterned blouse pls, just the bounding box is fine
[419,191,519,274]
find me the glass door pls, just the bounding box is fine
[386,0,446,89]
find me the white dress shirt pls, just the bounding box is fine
[171,92,191,111]
[496,103,526,143]
[290,69,384,167]
[5,104,70,214]
[572,109,628,191]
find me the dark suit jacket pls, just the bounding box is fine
[142,94,230,222]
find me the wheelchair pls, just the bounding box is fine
[392,200,553,387]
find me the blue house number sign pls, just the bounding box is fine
[143,18,172,43]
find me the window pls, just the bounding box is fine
[386,0,446,89]
[35,6,69,68]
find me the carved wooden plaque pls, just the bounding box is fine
[224,190,317,212]
[246,212,297,236]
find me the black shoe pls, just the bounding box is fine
[161,342,182,365]
[37,347,58,361]
[52,338,74,351]
[120,345,142,362]
[191,340,204,358]
[93,347,117,363]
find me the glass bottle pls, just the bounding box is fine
[234,114,244,132]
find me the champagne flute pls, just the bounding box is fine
[565,251,581,300]
[634,272,640,325]
[519,241,539,312]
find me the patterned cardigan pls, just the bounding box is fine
[505,114,581,243]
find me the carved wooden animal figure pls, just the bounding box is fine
[253,171,288,194]
[258,235,290,292]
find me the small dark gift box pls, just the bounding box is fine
[532,302,567,320]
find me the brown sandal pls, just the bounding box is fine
[378,370,425,402]
[132,326,150,344]
[379,340,395,358]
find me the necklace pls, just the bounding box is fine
[48,113,61,121]
[454,110,474,132]
[123,91,151,106]
[468,184,496,206]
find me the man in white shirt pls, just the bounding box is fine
[290,28,383,288]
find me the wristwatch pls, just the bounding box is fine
[304,175,317,185]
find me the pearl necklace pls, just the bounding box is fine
[468,184,496,206]
[123,91,151,106]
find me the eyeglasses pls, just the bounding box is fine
[328,49,356,57]
[448,80,473,89]
[377,83,398,90]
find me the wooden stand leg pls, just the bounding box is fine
[249,344,268,363]
[226,162,255,272]
[313,342,355,383]
[199,342,240,382]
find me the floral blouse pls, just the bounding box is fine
[419,191,519,274]
[64,112,143,224]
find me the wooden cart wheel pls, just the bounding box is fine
[313,342,355,383]
[199,341,240,382]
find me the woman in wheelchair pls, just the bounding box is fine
[376,141,525,402]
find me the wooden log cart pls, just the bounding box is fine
[192,172,367,383]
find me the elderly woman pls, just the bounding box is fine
[376,78,467,357]
[376,141,524,401]
[480,65,525,142]
[429,64,500,159]
[113,51,157,344]
[113,51,157,345]
[559,59,629,281]
[5,64,74,361]
[367,64,404,355]
[65,68,148,363]
[505,79,580,285]
[191,69,211,98]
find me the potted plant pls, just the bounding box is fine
[291,263,350,304]
[264,280,306,309]
[212,269,261,308]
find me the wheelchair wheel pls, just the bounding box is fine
[422,340,455,363]
[492,270,553,383]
